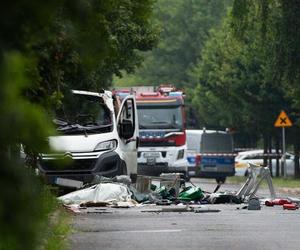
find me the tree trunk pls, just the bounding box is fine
[263,135,268,167]
[268,136,273,177]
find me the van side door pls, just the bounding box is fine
[116,95,139,177]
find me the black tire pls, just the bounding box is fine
[244,169,249,177]
[119,162,127,175]
[184,171,190,181]
[130,173,137,183]
[216,177,226,184]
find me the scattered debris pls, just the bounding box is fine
[159,173,182,197]
[247,198,261,210]
[265,199,291,206]
[193,208,221,213]
[58,183,132,205]
[283,203,299,210]
[178,186,204,201]
[235,163,276,202]
[110,201,137,208]
[136,175,152,193]
[80,201,109,207]
[63,204,81,214]
[264,198,299,211]
[207,192,241,204]
[58,167,299,215]
[92,175,132,186]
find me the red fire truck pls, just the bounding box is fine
[115,85,188,178]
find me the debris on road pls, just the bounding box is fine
[178,186,204,201]
[58,182,132,205]
[264,198,299,211]
[58,167,300,215]
[247,198,261,210]
[283,203,299,210]
[206,192,241,204]
[80,201,109,207]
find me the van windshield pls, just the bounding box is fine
[201,133,233,153]
[137,105,183,130]
[53,92,112,134]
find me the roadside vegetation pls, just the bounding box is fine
[0,1,157,249]
[228,176,300,189]
[116,0,300,179]
[1,1,300,249]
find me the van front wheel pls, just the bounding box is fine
[119,162,127,175]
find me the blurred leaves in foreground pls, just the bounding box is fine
[0,1,157,249]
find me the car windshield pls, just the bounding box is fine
[53,91,112,134]
[137,105,183,129]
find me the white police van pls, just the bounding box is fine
[186,129,235,183]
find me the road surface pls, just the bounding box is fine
[69,178,300,250]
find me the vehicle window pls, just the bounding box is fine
[187,134,200,152]
[120,99,134,123]
[252,154,263,160]
[137,105,183,129]
[200,133,233,153]
[119,98,135,132]
[235,154,244,160]
[53,91,113,134]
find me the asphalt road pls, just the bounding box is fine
[69,178,300,250]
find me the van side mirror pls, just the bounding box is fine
[119,119,134,139]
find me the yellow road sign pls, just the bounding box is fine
[274,110,292,127]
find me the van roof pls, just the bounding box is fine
[72,89,112,98]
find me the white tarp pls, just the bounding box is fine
[58,183,132,205]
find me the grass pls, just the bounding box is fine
[227,176,300,188]
[43,207,72,250]
[39,186,72,250]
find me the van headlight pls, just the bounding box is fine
[177,149,185,160]
[94,140,117,152]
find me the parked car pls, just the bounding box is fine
[235,149,295,176]
[186,129,235,183]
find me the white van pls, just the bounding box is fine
[186,129,235,183]
[38,90,139,184]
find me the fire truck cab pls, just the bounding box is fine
[133,85,188,178]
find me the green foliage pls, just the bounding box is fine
[43,208,71,250]
[0,163,58,250]
[0,1,158,249]
[190,11,292,146]
[23,0,159,108]
[231,0,300,111]
[0,53,53,151]
[116,0,231,88]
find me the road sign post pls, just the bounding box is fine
[274,110,292,178]
[282,127,286,178]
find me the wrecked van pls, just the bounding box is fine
[38,90,139,184]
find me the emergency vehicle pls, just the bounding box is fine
[114,85,189,178]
